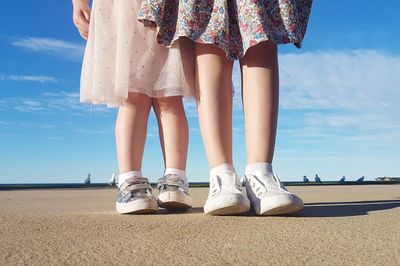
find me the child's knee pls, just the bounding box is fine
[153,96,183,111]
[123,93,150,105]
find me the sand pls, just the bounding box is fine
[0,185,399,265]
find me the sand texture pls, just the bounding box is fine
[1,185,399,265]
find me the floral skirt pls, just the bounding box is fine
[138,0,313,60]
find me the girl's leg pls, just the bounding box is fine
[240,41,304,215]
[115,92,158,214]
[195,43,234,167]
[152,96,192,210]
[152,96,188,170]
[116,92,152,173]
[196,43,250,215]
[240,41,279,164]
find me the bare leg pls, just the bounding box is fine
[240,41,279,164]
[240,43,304,216]
[152,96,188,170]
[195,43,234,167]
[115,92,152,173]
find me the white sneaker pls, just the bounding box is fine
[245,173,304,215]
[204,172,250,215]
[116,177,158,214]
[157,174,192,210]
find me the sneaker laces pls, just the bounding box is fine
[247,173,287,197]
[157,174,188,193]
[209,174,242,197]
[210,175,222,196]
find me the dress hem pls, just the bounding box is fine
[138,19,303,61]
[80,86,195,108]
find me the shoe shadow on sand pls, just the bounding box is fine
[129,200,400,217]
[155,207,204,215]
[300,200,400,217]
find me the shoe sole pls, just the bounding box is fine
[204,195,250,215]
[116,198,158,214]
[158,191,192,210]
[258,195,304,216]
[206,203,250,215]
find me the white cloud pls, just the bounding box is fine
[1,74,57,83]
[22,100,42,107]
[2,91,112,114]
[279,49,400,111]
[11,37,85,62]
[231,49,400,149]
[13,99,44,112]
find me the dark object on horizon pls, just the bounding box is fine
[315,174,321,183]
[356,176,365,183]
[376,176,400,181]
[85,173,91,185]
[303,176,309,183]
[339,176,346,183]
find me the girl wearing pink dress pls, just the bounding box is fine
[73,0,195,214]
[139,0,313,215]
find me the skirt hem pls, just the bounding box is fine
[138,18,303,61]
[80,86,195,108]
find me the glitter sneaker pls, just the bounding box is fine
[116,177,158,214]
[157,174,192,210]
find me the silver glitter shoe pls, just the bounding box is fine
[116,177,158,214]
[157,174,192,210]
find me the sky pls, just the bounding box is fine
[0,0,399,184]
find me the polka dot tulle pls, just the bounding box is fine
[80,0,195,108]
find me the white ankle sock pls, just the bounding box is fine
[164,168,187,180]
[210,163,236,177]
[245,162,273,177]
[118,171,142,188]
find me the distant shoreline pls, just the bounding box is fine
[0,181,399,190]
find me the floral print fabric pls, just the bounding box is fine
[139,0,313,60]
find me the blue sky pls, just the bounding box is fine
[0,0,399,184]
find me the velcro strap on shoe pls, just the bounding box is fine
[121,177,152,193]
[157,174,184,189]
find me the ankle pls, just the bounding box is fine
[245,162,273,176]
[210,163,236,177]
[118,170,142,188]
[164,168,187,180]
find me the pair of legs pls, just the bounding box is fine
[197,41,305,216]
[196,41,279,167]
[115,93,188,174]
[115,93,193,214]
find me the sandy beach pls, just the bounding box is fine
[1,185,399,265]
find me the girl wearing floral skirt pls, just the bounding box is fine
[139,0,313,215]
[73,0,195,214]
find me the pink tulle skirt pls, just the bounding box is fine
[80,0,195,108]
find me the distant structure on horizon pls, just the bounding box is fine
[339,176,346,183]
[303,176,309,183]
[315,174,321,183]
[85,174,91,185]
[356,176,365,183]
[376,176,400,182]
[108,173,117,186]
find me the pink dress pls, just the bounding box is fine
[80,0,195,108]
